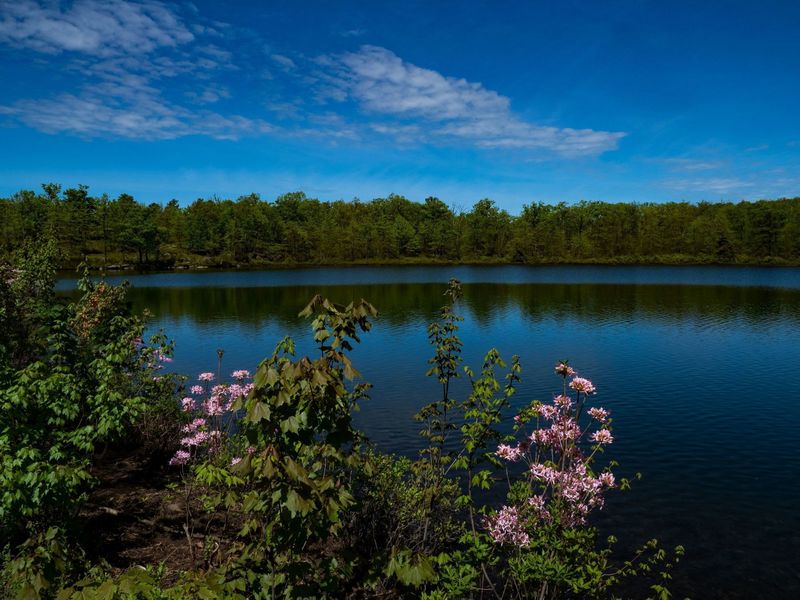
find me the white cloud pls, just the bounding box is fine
[289,113,360,141]
[0,7,625,154]
[0,0,268,141]
[318,46,507,120]
[187,86,232,105]
[317,45,625,156]
[662,158,724,172]
[2,93,271,140]
[666,177,754,194]
[271,53,296,70]
[0,0,194,56]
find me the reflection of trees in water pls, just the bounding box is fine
[127,284,443,329]
[465,283,800,327]
[111,283,800,330]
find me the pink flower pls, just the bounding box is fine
[169,450,191,466]
[230,456,242,466]
[530,429,549,445]
[181,430,210,447]
[527,494,551,521]
[553,394,573,409]
[529,460,610,526]
[538,404,559,420]
[231,370,251,380]
[226,384,249,407]
[485,506,530,547]
[569,377,596,394]
[555,362,576,377]
[590,428,614,445]
[551,419,581,442]
[190,385,204,395]
[181,397,194,412]
[182,418,206,433]
[496,443,523,462]
[599,472,616,487]
[528,495,545,510]
[587,407,609,422]
[198,372,215,382]
[204,395,224,416]
[530,463,559,484]
[245,446,256,454]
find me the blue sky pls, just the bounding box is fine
[1,0,799,211]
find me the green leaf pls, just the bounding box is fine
[249,401,270,422]
[285,489,313,516]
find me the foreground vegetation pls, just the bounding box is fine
[1,244,683,599]
[1,184,799,269]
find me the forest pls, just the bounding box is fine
[1,184,799,268]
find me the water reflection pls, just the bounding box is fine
[122,282,800,330]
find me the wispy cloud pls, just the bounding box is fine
[661,158,724,172]
[340,28,366,38]
[2,92,271,140]
[187,86,232,105]
[0,6,624,156]
[271,53,296,70]
[314,45,625,156]
[665,177,754,195]
[0,0,194,56]
[0,0,270,140]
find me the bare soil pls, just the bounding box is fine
[80,445,236,578]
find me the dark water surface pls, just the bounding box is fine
[59,265,800,598]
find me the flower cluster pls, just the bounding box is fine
[487,363,616,545]
[496,443,524,462]
[168,370,253,468]
[587,406,609,422]
[590,428,613,445]
[528,459,612,526]
[485,506,530,547]
[152,349,173,365]
[569,377,596,395]
[169,450,191,466]
[181,375,254,414]
[555,362,576,377]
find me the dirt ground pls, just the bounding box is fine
[81,445,233,577]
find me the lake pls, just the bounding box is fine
[58,265,800,598]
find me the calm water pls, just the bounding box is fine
[59,265,800,598]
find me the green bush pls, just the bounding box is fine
[1,246,180,598]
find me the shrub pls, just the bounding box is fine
[0,248,179,598]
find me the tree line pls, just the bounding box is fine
[1,183,798,267]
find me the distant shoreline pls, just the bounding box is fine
[57,255,800,275]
